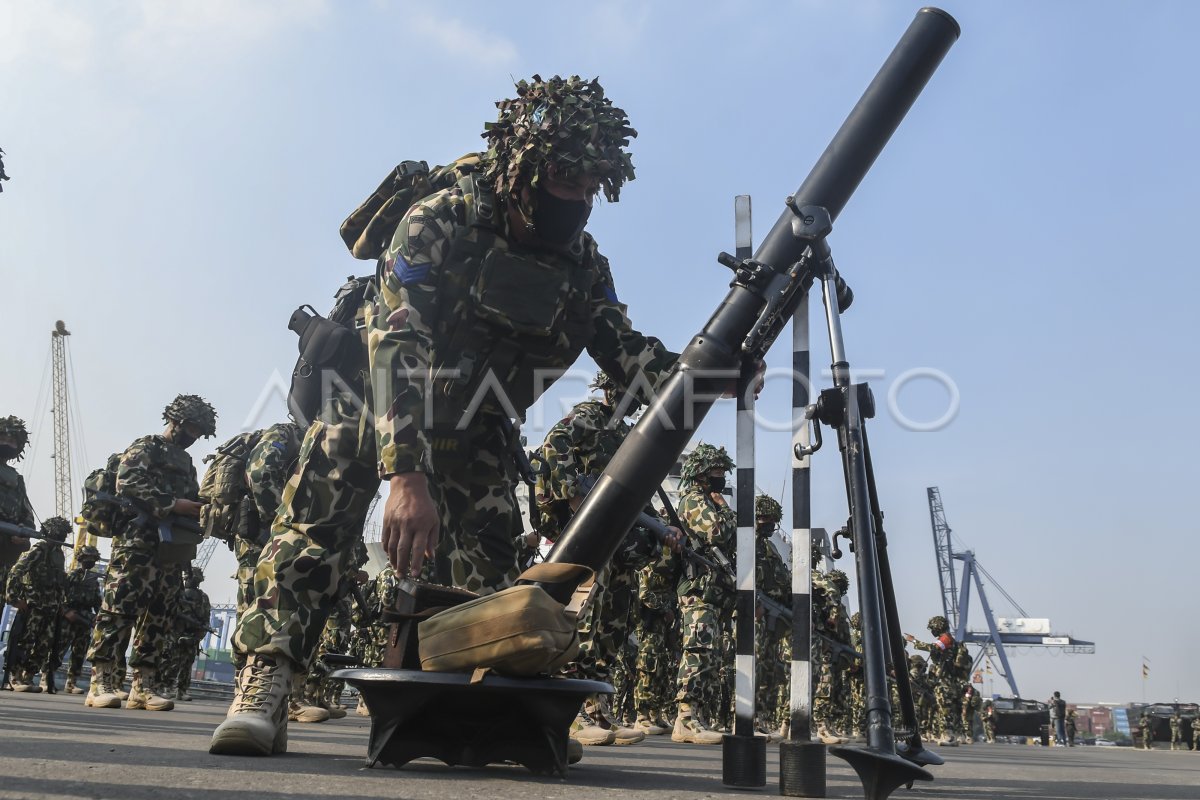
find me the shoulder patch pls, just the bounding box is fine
[391,253,431,286]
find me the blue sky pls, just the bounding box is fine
[3,0,1197,705]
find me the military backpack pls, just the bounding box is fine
[78,452,123,538]
[198,430,264,544]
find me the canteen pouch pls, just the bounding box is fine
[418,562,594,677]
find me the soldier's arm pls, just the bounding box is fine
[535,410,600,506]
[245,427,299,526]
[4,547,40,603]
[115,437,176,518]
[584,245,679,397]
[16,475,35,528]
[371,192,462,478]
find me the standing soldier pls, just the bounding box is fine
[753,495,789,737]
[212,75,678,756]
[671,444,735,745]
[0,416,35,591]
[58,545,103,694]
[1170,710,1183,751]
[173,565,211,701]
[1139,710,1154,750]
[633,547,680,735]
[1190,714,1199,751]
[85,394,214,712]
[1064,706,1077,747]
[4,517,71,691]
[908,655,934,741]
[906,615,960,746]
[981,698,997,744]
[961,685,982,744]
[533,371,661,746]
[846,611,866,740]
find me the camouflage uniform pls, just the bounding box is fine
[233,423,304,671]
[0,416,35,593]
[150,564,187,696]
[961,685,982,743]
[812,570,852,742]
[981,699,996,743]
[1170,713,1183,750]
[673,445,736,738]
[753,496,790,733]
[534,383,658,742]
[1191,716,1199,751]
[909,655,935,741]
[4,518,70,688]
[171,570,211,697]
[58,549,102,689]
[634,553,681,728]
[846,612,866,738]
[88,395,212,709]
[909,616,961,744]
[1140,712,1154,749]
[305,594,353,711]
[233,167,675,673]
[357,565,398,667]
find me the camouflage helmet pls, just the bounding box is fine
[679,443,734,486]
[162,394,217,437]
[589,370,618,392]
[482,74,636,207]
[189,565,205,582]
[827,569,849,595]
[755,494,783,522]
[77,544,101,562]
[909,654,926,668]
[850,611,862,629]
[928,615,949,635]
[0,415,30,458]
[40,516,72,542]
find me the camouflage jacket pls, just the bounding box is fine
[177,586,212,636]
[639,548,681,614]
[114,435,199,548]
[0,463,34,566]
[675,486,736,604]
[756,536,790,606]
[63,565,102,614]
[912,633,957,681]
[244,422,304,538]
[369,173,677,478]
[533,399,629,536]
[358,565,398,632]
[5,539,65,607]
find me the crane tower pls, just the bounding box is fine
[51,321,73,519]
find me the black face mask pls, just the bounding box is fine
[532,183,591,245]
[0,445,18,461]
[756,522,776,537]
[172,429,198,449]
[707,475,727,493]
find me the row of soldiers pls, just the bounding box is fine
[1,415,212,700]
[1139,709,1200,751]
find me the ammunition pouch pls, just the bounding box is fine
[417,563,593,678]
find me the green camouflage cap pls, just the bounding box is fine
[928,615,949,634]
[679,443,734,486]
[41,516,72,542]
[755,494,783,522]
[481,74,636,206]
[77,545,101,561]
[0,415,30,457]
[827,569,849,595]
[189,565,205,582]
[589,370,617,392]
[163,394,217,437]
[909,654,926,667]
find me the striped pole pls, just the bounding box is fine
[779,287,827,796]
[722,195,766,787]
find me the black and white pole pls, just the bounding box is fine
[723,194,767,788]
[779,290,827,797]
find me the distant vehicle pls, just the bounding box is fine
[992,697,1050,737]
[1131,702,1198,747]
[1095,738,1116,747]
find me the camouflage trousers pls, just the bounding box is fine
[932,681,960,739]
[10,604,59,674]
[171,634,203,692]
[56,618,93,678]
[233,396,521,669]
[983,716,996,743]
[847,667,866,737]
[635,609,677,722]
[304,603,351,707]
[812,648,842,732]
[570,560,638,684]
[675,599,720,719]
[231,538,264,671]
[715,608,736,730]
[150,567,186,684]
[755,618,787,729]
[88,540,174,672]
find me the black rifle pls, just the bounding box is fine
[91,492,202,543]
[0,521,74,545]
[498,416,542,537]
[1,606,30,690]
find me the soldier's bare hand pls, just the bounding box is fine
[14,599,28,612]
[709,492,728,507]
[384,472,440,579]
[664,525,684,553]
[172,498,203,518]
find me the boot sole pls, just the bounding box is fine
[84,696,122,708]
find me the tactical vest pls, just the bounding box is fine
[0,464,30,524]
[425,174,597,423]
